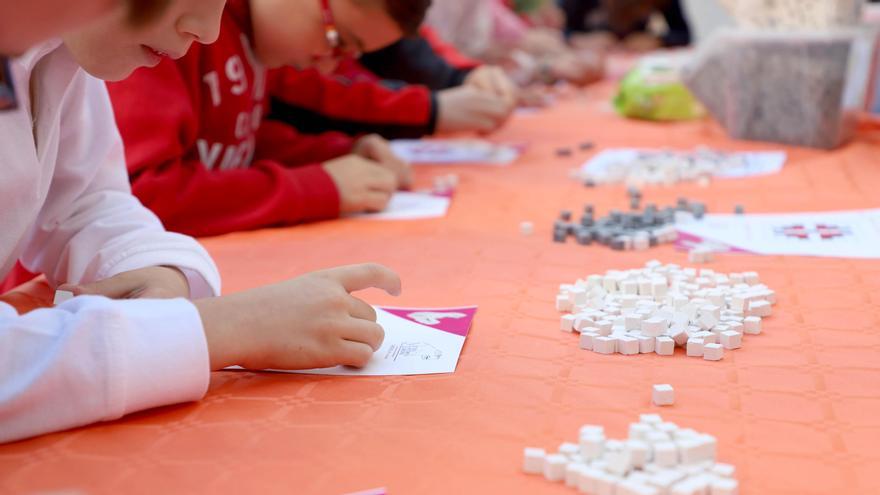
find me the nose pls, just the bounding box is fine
[176,1,224,45]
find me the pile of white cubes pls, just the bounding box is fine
[556,261,776,360]
[577,149,751,188]
[523,414,739,495]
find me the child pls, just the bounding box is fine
[1,0,400,443]
[358,28,515,94]
[108,0,432,238]
[267,48,517,140]
[426,0,605,86]
[561,0,692,50]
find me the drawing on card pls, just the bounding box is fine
[387,342,443,361]
[773,223,853,241]
[406,311,468,326]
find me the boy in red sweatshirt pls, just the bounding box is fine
[266,63,517,139]
[267,25,520,139]
[108,0,430,237]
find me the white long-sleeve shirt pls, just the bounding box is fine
[0,41,221,443]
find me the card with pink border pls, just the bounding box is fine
[282,306,477,376]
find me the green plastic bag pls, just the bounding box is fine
[614,64,705,121]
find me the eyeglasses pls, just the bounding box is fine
[312,0,360,67]
[319,0,343,59]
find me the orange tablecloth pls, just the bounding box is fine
[2,84,880,495]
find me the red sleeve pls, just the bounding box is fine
[267,67,433,127]
[107,58,341,238]
[255,117,355,166]
[419,26,482,70]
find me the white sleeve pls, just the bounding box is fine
[427,0,494,59]
[0,296,210,443]
[19,61,221,298]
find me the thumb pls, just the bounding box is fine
[370,141,403,168]
[354,135,382,160]
[328,263,402,296]
[398,166,414,190]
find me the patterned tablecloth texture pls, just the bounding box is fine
[1,82,879,495]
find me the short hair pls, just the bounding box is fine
[602,0,669,35]
[383,0,432,36]
[126,0,171,26]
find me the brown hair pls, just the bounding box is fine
[126,0,171,26]
[383,0,432,36]
[602,0,670,35]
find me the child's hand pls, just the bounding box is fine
[196,263,401,370]
[322,155,397,213]
[464,66,519,107]
[436,86,514,134]
[527,1,566,29]
[622,33,661,52]
[59,266,190,300]
[521,28,567,57]
[518,86,551,108]
[352,134,413,189]
[570,32,617,52]
[548,52,605,87]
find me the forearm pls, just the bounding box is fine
[359,38,474,91]
[268,95,438,139]
[196,295,240,370]
[131,159,340,237]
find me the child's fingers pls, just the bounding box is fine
[373,142,401,163]
[362,190,392,212]
[478,119,499,133]
[473,76,493,94]
[336,339,377,368]
[342,319,385,351]
[488,68,518,105]
[396,163,414,190]
[55,283,80,295]
[367,166,398,193]
[484,72,503,95]
[387,158,413,187]
[356,135,403,167]
[467,113,498,132]
[480,111,507,130]
[330,263,402,296]
[347,296,378,322]
[477,94,512,119]
[372,148,410,182]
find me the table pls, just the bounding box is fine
[2,83,880,495]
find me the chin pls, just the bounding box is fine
[0,41,29,58]
[80,61,136,82]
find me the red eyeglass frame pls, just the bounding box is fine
[317,0,343,60]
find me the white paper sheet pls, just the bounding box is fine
[343,489,386,495]
[348,191,451,221]
[391,139,521,166]
[676,209,880,259]
[582,148,787,179]
[279,306,477,376]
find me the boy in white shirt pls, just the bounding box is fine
[0,0,399,443]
